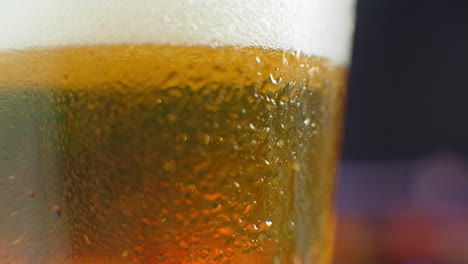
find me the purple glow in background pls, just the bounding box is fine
[335,0,468,263]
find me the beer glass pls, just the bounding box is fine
[0,0,355,263]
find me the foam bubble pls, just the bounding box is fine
[0,0,355,64]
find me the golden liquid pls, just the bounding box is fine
[0,45,346,264]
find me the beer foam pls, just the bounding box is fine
[0,0,355,64]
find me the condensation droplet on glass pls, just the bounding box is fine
[295,49,302,60]
[9,211,18,217]
[303,118,311,126]
[52,205,62,218]
[167,113,177,122]
[177,134,188,142]
[249,123,256,130]
[25,191,36,198]
[269,74,282,86]
[214,122,220,129]
[277,139,285,147]
[264,159,270,165]
[265,220,273,227]
[282,53,289,66]
[12,238,22,245]
[255,56,261,64]
[241,108,246,114]
[163,160,176,171]
[233,181,240,188]
[179,240,189,249]
[83,234,92,245]
[308,66,320,78]
[293,162,301,171]
[219,227,234,236]
[243,204,253,214]
[203,134,211,145]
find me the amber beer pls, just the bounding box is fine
[0,44,345,263]
[0,1,354,263]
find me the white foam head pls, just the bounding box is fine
[0,0,355,65]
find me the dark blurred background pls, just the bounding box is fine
[335,0,468,263]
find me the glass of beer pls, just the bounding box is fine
[0,0,355,263]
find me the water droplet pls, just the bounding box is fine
[249,123,256,130]
[203,134,211,145]
[167,113,177,122]
[203,193,222,202]
[52,205,62,218]
[179,240,189,249]
[282,53,289,66]
[294,49,302,60]
[269,74,282,86]
[303,118,311,126]
[219,227,234,236]
[163,160,176,171]
[121,250,129,258]
[83,234,92,245]
[293,162,301,171]
[177,134,188,142]
[308,66,320,78]
[255,56,261,64]
[241,108,246,114]
[265,220,273,227]
[243,204,253,214]
[233,181,240,188]
[134,245,144,253]
[141,218,151,225]
[9,211,18,217]
[25,191,36,198]
[264,159,270,165]
[12,238,22,245]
